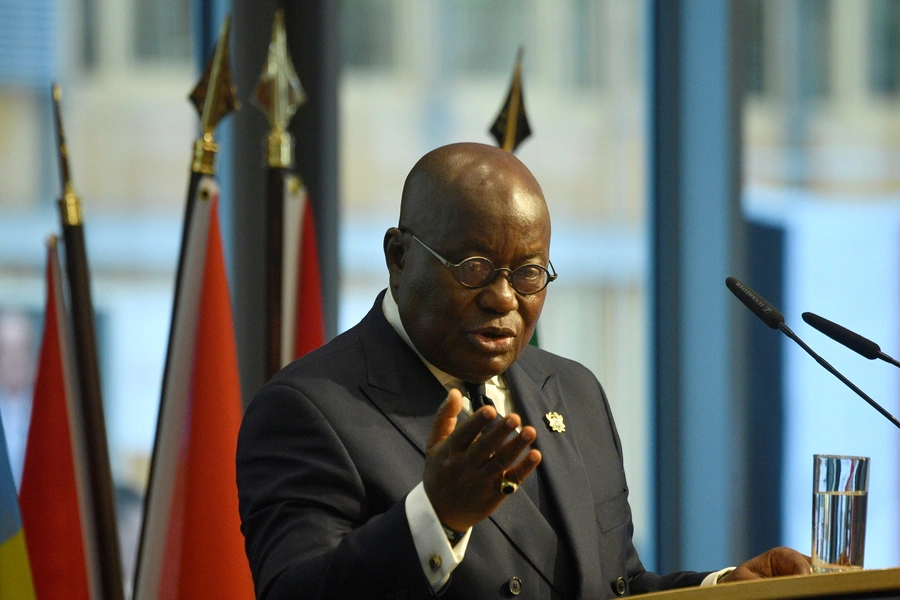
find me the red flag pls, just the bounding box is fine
[134,178,254,599]
[19,238,97,599]
[281,179,325,362]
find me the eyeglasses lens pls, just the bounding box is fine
[511,266,546,294]
[456,258,548,294]
[456,258,494,287]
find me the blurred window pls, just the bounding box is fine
[745,0,765,96]
[134,0,191,62]
[572,0,605,89]
[438,0,531,75]
[798,0,831,100]
[0,0,57,86]
[339,0,395,69]
[869,0,900,95]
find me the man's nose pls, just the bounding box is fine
[477,270,519,312]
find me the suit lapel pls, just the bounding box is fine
[356,297,446,455]
[506,354,604,599]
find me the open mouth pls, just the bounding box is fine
[469,327,516,352]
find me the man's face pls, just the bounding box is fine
[391,186,550,383]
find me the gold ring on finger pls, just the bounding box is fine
[500,477,518,495]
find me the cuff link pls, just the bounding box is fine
[428,554,442,570]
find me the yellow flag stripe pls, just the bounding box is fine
[0,529,36,600]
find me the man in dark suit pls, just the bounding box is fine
[237,142,809,599]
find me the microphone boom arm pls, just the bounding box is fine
[778,323,900,430]
[877,351,900,369]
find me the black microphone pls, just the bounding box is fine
[725,277,784,329]
[802,311,900,368]
[726,277,900,430]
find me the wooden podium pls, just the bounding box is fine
[633,568,900,600]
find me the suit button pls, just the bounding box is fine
[612,576,627,596]
[508,576,522,595]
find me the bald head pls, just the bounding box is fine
[384,142,553,381]
[398,142,549,242]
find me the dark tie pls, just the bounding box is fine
[464,381,494,409]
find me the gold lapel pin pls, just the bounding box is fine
[544,412,565,433]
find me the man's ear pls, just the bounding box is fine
[384,227,406,292]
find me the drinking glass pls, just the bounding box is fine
[811,454,869,573]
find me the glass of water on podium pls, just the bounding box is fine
[812,454,869,573]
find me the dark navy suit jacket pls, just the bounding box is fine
[237,292,707,599]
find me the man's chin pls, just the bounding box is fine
[446,353,517,383]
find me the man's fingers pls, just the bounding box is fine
[500,448,542,489]
[722,566,759,582]
[427,390,499,452]
[426,393,541,483]
[426,390,464,449]
[724,547,811,583]
[467,413,523,460]
[479,422,536,471]
[769,547,811,576]
[443,405,499,453]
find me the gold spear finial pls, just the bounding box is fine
[489,47,532,153]
[189,15,239,175]
[253,9,306,169]
[52,83,83,226]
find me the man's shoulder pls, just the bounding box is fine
[270,318,369,384]
[262,297,411,394]
[245,321,373,421]
[516,343,594,376]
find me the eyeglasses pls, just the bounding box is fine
[409,233,557,296]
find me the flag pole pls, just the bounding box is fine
[157,13,238,413]
[134,15,238,594]
[52,84,125,600]
[253,9,306,379]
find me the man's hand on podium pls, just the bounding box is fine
[721,547,811,582]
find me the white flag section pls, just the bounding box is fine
[279,174,325,365]
[133,176,254,599]
[280,173,304,367]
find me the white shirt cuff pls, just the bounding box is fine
[701,566,736,586]
[405,481,472,591]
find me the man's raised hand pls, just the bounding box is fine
[423,389,541,533]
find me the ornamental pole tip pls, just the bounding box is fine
[189,15,239,173]
[253,9,306,168]
[489,46,532,153]
[51,83,83,225]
